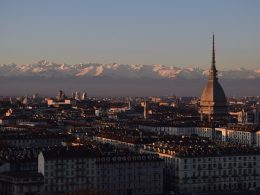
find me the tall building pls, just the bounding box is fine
[75,91,81,100]
[200,34,228,122]
[143,100,148,119]
[56,90,65,101]
[81,92,87,100]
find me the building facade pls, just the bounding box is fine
[38,147,163,195]
[0,172,43,195]
[143,136,260,194]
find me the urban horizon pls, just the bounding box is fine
[0,1,259,195]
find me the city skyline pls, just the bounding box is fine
[0,0,260,69]
[1,1,260,195]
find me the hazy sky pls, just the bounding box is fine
[0,0,259,69]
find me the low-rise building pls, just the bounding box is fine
[139,122,213,138]
[238,109,260,124]
[142,135,260,194]
[38,146,163,195]
[0,172,43,195]
[0,133,74,148]
[95,153,163,195]
[216,125,260,146]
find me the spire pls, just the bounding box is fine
[212,32,215,68]
[209,32,217,80]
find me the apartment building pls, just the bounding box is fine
[38,146,163,195]
[142,135,260,194]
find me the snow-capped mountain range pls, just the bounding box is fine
[0,60,259,79]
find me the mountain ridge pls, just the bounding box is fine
[0,60,259,79]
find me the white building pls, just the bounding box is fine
[47,99,76,106]
[139,124,213,139]
[256,131,260,147]
[216,125,260,146]
[139,123,260,146]
[238,109,260,124]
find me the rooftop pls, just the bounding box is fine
[41,146,100,160]
[144,135,260,157]
[227,124,260,132]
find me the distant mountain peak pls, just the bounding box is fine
[0,61,259,79]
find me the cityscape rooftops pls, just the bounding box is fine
[96,129,157,145]
[0,133,74,141]
[40,146,100,160]
[226,124,260,132]
[0,147,42,162]
[137,120,199,127]
[144,135,260,157]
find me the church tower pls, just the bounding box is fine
[200,33,228,122]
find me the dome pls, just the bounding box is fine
[200,79,227,107]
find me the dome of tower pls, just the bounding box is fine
[200,79,227,107]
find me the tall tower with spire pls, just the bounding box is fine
[200,33,228,122]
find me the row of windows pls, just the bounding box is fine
[46,159,95,164]
[97,162,160,168]
[183,168,257,178]
[182,182,256,193]
[183,156,257,163]
[183,162,256,169]
[45,176,95,184]
[45,164,95,170]
[45,185,161,194]
[45,170,95,177]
